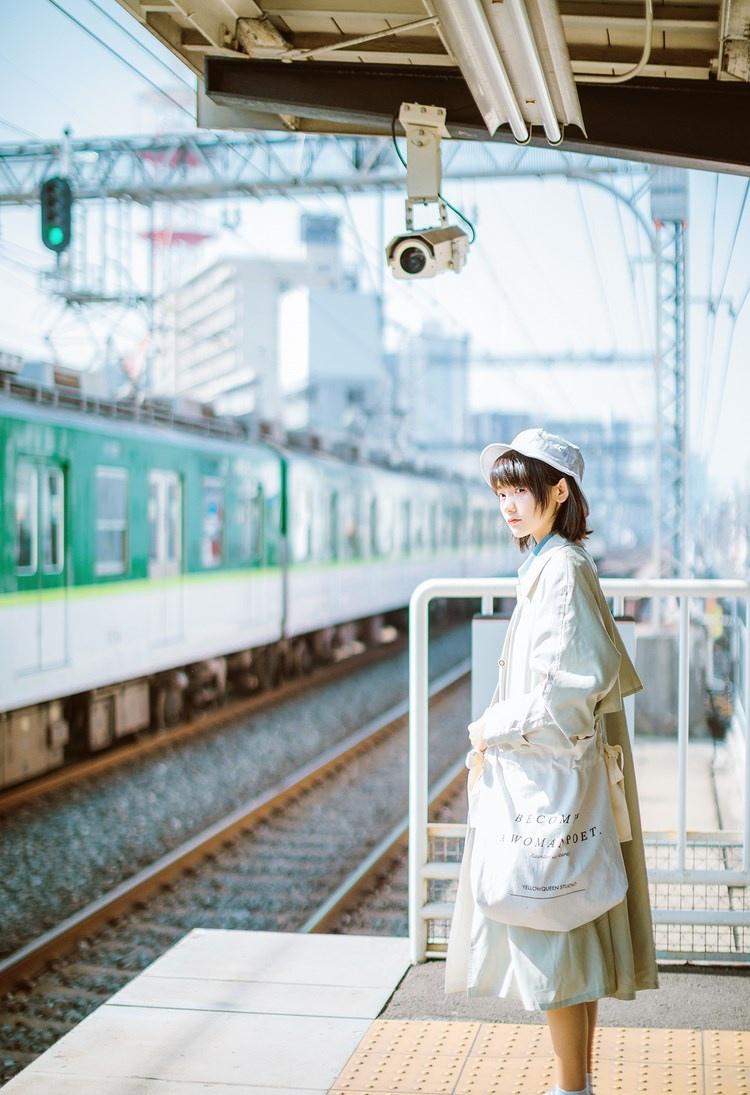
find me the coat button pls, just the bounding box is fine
[498,658,505,666]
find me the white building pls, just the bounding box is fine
[398,329,470,455]
[279,284,387,435]
[154,255,307,421]
[153,214,388,434]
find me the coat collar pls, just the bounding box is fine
[516,532,571,600]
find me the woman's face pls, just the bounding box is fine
[495,482,560,541]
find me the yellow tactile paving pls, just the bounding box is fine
[353,1019,481,1058]
[704,1030,750,1069]
[594,1025,703,1064]
[469,1022,553,1059]
[329,1019,750,1095]
[703,1066,750,1095]
[454,1055,555,1093]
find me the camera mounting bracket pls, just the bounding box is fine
[398,102,450,230]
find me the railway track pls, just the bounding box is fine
[0,657,473,1085]
[315,784,467,940]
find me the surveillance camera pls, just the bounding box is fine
[385,225,469,279]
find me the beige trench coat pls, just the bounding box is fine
[444,533,660,1011]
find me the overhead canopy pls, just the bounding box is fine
[117,1,750,174]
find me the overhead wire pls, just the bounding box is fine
[698,176,750,452]
[339,190,382,299]
[0,115,42,140]
[80,0,196,93]
[695,174,719,450]
[613,180,649,356]
[702,279,749,459]
[607,182,647,411]
[0,44,83,123]
[44,0,194,121]
[474,177,582,418]
[573,176,618,349]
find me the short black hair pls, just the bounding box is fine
[488,449,592,552]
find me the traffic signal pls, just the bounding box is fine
[40,176,73,253]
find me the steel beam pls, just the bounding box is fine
[204,58,750,175]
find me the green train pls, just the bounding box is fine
[0,367,512,788]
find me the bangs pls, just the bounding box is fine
[488,451,535,493]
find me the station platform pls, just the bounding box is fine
[1,929,411,1094]
[3,737,747,1094]
[3,926,749,1094]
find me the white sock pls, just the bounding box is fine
[554,1086,588,1095]
[587,1072,593,1094]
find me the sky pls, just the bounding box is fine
[0,0,749,495]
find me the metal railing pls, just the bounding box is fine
[408,576,750,964]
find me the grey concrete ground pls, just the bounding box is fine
[380,960,750,1030]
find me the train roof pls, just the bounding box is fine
[0,368,474,489]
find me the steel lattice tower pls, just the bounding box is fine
[651,169,689,580]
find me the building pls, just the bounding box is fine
[398,329,470,455]
[153,254,307,421]
[154,214,388,435]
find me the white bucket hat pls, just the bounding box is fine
[480,426,584,489]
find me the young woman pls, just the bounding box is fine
[444,427,659,1095]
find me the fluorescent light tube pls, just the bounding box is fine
[427,0,529,142]
[498,0,561,143]
[483,0,586,138]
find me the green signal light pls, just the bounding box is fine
[47,226,64,246]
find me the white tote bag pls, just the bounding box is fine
[467,715,629,932]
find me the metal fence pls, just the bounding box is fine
[408,575,750,965]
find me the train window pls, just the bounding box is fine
[441,503,451,549]
[471,509,482,548]
[448,504,460,549]
[401,499,411,555]
[237,478,263,564]
[201,477,224,568]
[291,486,313,564]
[329,490,339,561]
[42,467,64,573]
[148,479,159,562]
[369,495,378,557]
[342,492,360,559]
[412,500,424,552]
[14,462,37,574]
[95,467,129,576]
[429,502,438,552]
[149,470,181,575]
[310,488,328,562]
[166,477,180,563]
[380,497,395,556]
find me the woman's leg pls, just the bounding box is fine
[585,1000,598,1077]
[545,1002,588,1092]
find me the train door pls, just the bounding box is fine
[14,458,68,672]
[147,469,183,645]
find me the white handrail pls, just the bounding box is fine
[408,575,750,964]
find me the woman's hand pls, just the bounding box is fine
[468,711,489,751]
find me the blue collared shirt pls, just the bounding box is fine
[532,531,556,556]
[517,530,568,586]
